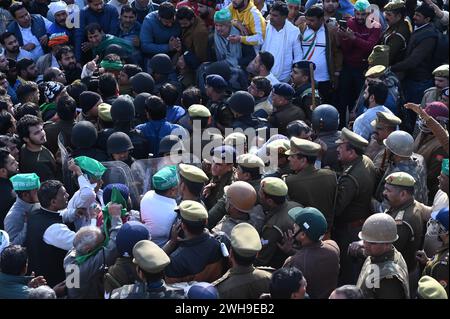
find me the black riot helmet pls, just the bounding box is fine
[71,121,97,149]
[107,132,134,155]
[311,104,339,133]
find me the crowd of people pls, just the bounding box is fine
[0,0,449,300]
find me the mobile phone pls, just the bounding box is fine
[338,19,348,30]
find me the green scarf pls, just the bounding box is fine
[39,102,56,114]
[100,60,124,70]
[93,34,133,58]
[101,187,127,244]
[75,187,127,265]
[75,245,103,265]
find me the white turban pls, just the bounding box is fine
[49,1,68,17]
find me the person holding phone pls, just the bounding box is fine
[336,0,381,128]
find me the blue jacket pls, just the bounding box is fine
[75,4,120,60]
[7,15,47,46]
[118,21,141,46]
[166,105,186,124]
[139,11,181,56]
[136,120,185,155]
[0,273,33,299]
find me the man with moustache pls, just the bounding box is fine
[16,115,57,182]
[333,128,376,285]
[382,172,429,293]
[55,46,81,84]
[0,32,34,61]
[421,65,449,108]
[75,0,120,61]
[197,0,217,31]
[25,180,73,287]
[16,58,38,82]
[364,111,401,170]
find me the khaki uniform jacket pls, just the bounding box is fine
[255,201,299,268]
[375,154,429,205]
[110,280,186,299]
[357,247,409,299]
[213,265,272,299]
[420,87,441,109]
[414,132,448,203]
[365,137,385,168]
[385,199,429,272]
[382,19,411,66]
[104,257,138,294]
[283,240,340,299]
[334,155,376,225]
[286,165,337,227]
[423,244,449,296]
[207,178,261,230]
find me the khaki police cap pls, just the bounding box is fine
[385,171,416,187]
[188,104,211,118]
[237,153,265,169]
[285,137,321,156]
[230,223,262,257]
[260,177,288,196]
[432,64,449,78]
[132,240,170,273]
[365,65,386,78]
[371,111,402,128]
[335,127,369,150]
[179,163,209,183]
[384,0,406,11]
[224,132,246,146]
[176,200,208,222]
[267,139,290,154]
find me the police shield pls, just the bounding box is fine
[101,161,140,210]
[131,154,202,196]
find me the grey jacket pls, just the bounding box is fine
[4,198,40,246]
[64,217,122,299]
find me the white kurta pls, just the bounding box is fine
[262,20,301,82]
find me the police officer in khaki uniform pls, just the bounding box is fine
[334,128,376,285]
[264,139,292,179]
[285,137,337,229]
[356,213,410,299]
[208,153,265,229]
[383,172,430,295]
[224,132,248,156]
[212,181,265,236]
[418,207,449,296]
[202,145,234,210]
[213,223,272,299]
[255,177,298,268]
[104,222,150,294]
[420,65,449,108]
[365,111,401,169]
[374,130,428,209]
[110,240,185,299]
[381,0,411,66]
[178,163,209,202]
[283,207,340,299]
